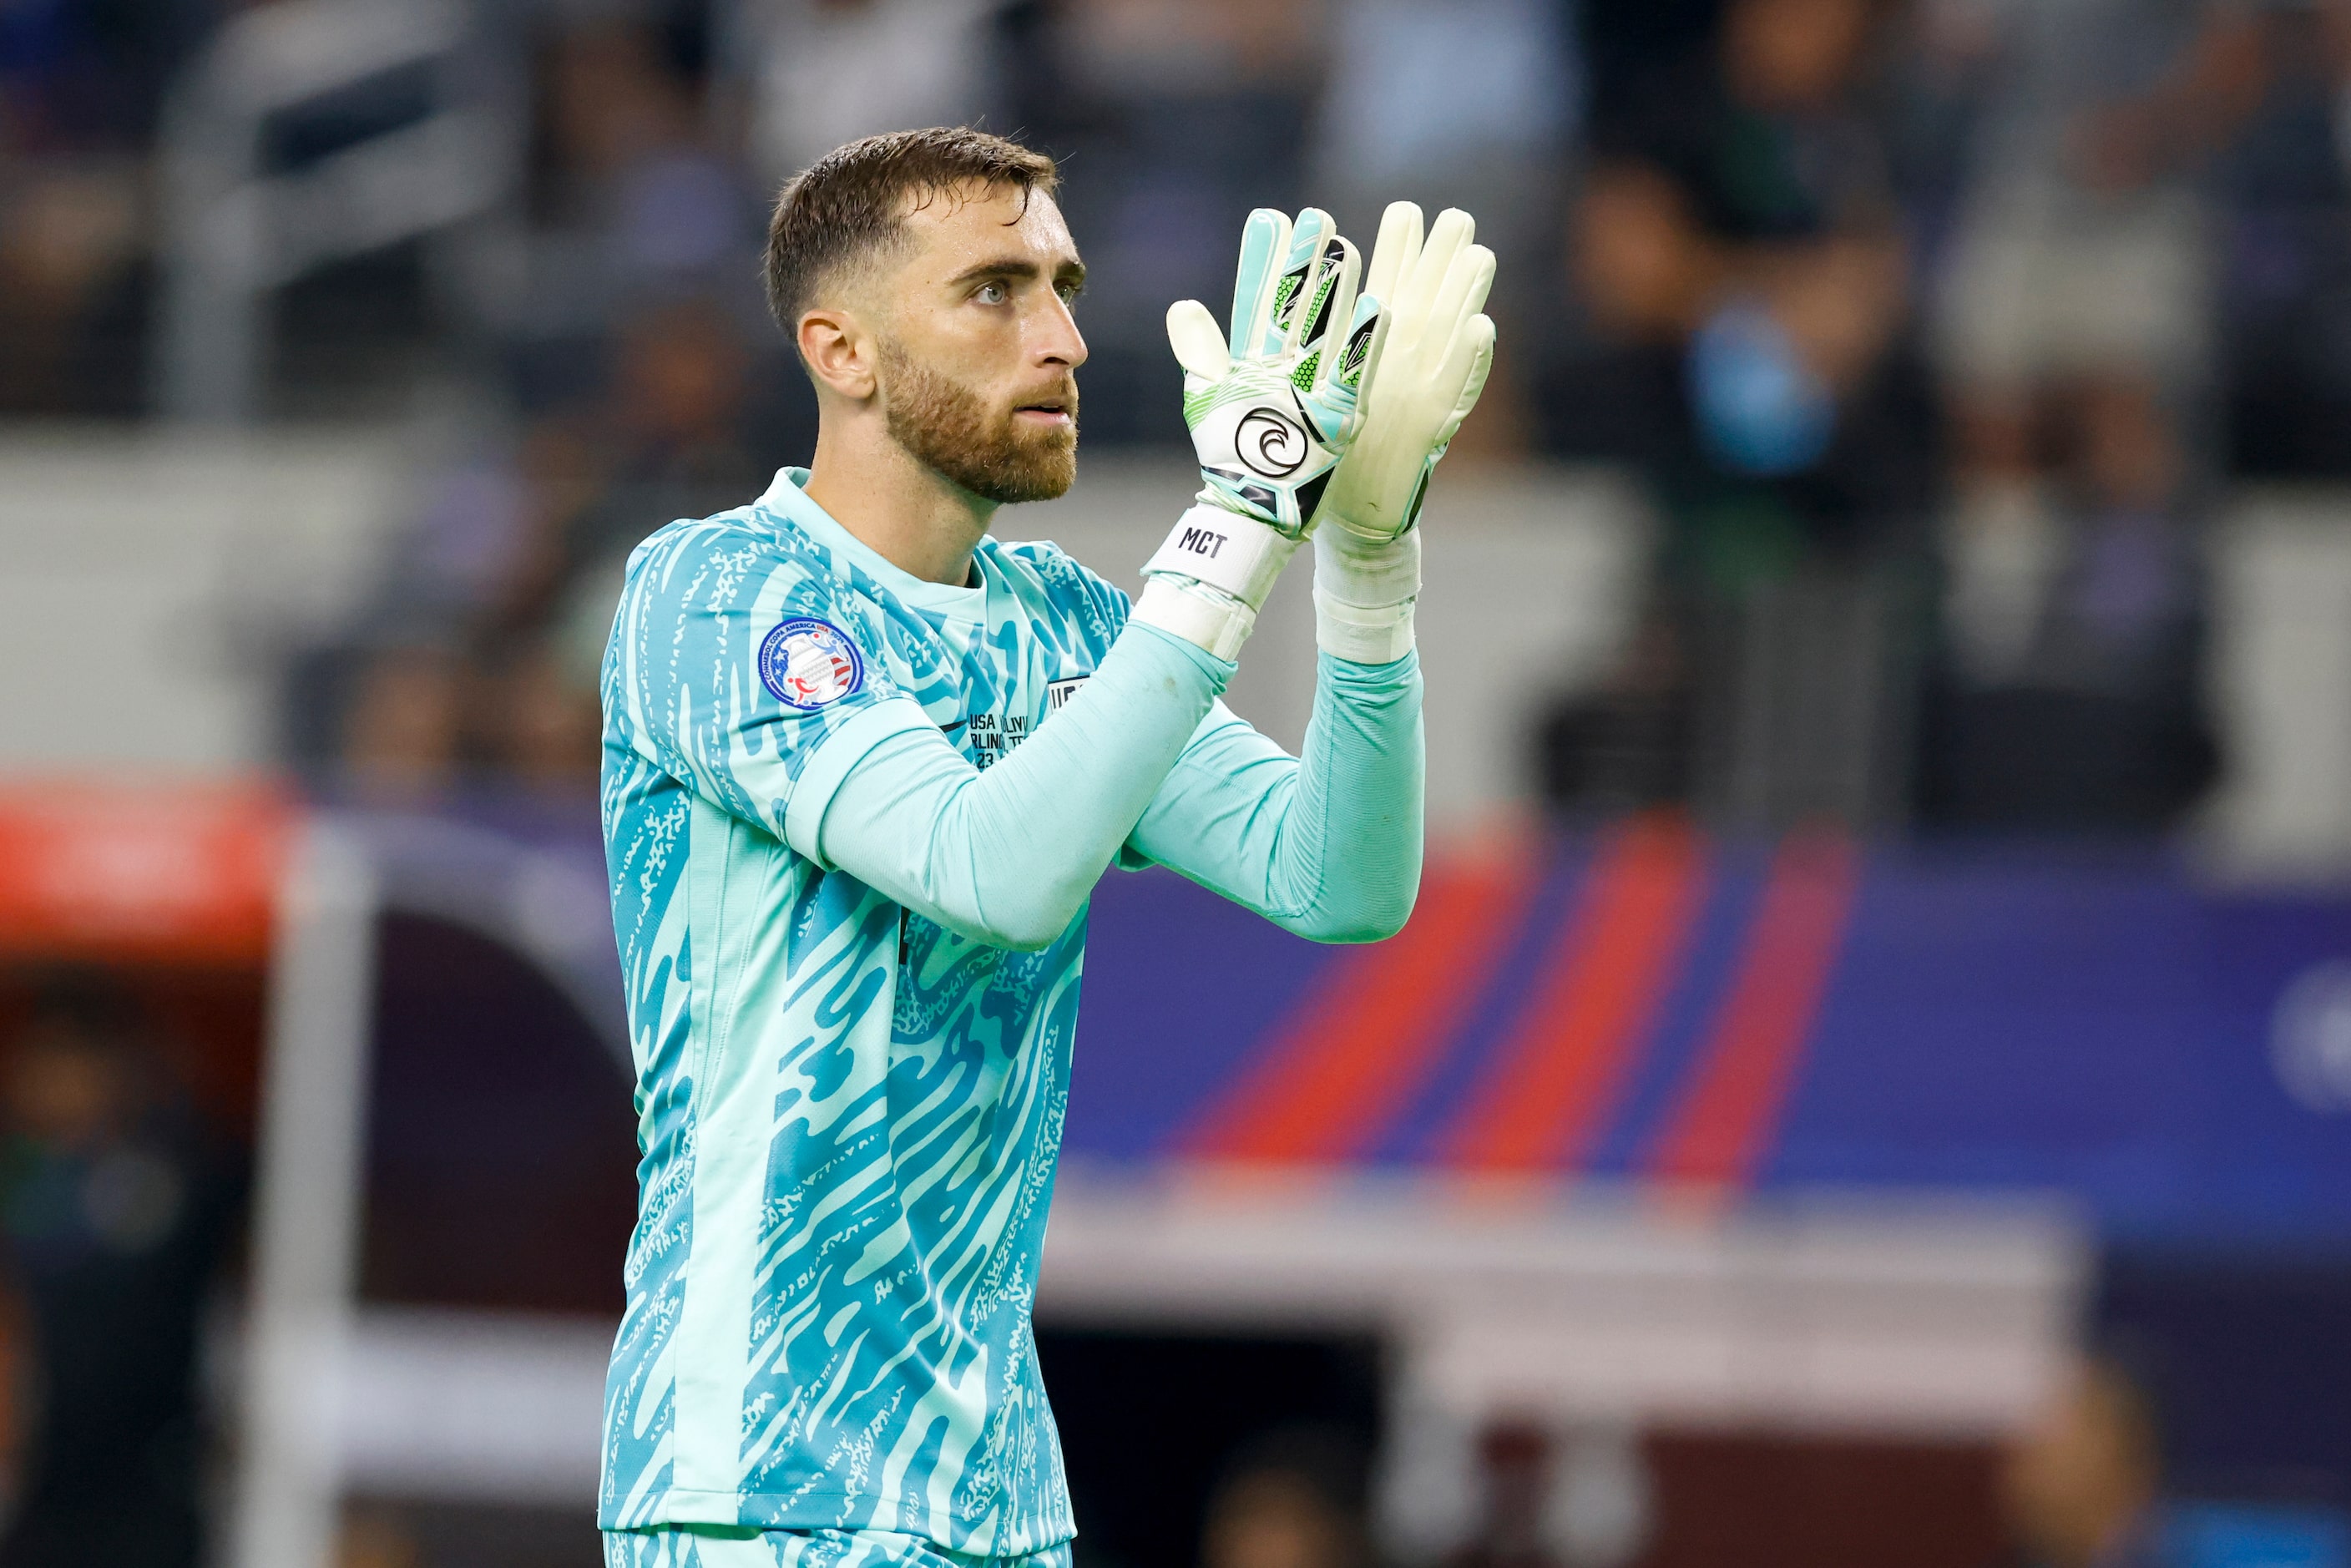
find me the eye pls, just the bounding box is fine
[976,281,1009,306]
[1056,280,1083,304]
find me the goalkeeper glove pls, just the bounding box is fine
[1310,204,1496,663]
[1132,208,1385,660]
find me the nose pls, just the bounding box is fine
[1034,293,1088,372]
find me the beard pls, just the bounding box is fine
[877,340,1078,505]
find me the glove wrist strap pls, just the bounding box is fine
[1132,575,1256,660]
[1315,524,1419,607]
[1314,589,1415,664]
[1143,503,1297,613]
[1313,526,1418,663]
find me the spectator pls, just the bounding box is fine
[1919,0,2257,827]
[1568,0,1917,518]
[0,0,195,415]
[510,18,759,412]
[0,977,235,1568]
[480,636,603,797]
[1919,377,2217,827]
[1539,0,1933,827]
[338,645,469,803]
[2209,0,2351,478]
[540,19,746,290]
[1998,1355,2165,1568]
[316,283,768,802]
[1312,0,1576,221]
[0,158,146,412]
[1443,1421,1565,1568]
[336,1504,422,1568]
[726,0,1012,193]
[1201,1426,1370,1568]
[1928,0,2251,415]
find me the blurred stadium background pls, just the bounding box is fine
[9,0,2351,1565]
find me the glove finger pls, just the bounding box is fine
[1229,208,1293,362]
[1167,298,1231,382]
[1304,235,1362,391]
[1427,242,1498,361]
[1362,201,1423,318]
[1398,210,1476,329]
[1321,287,1386,437]
[1335,287,1382,399]
[1422,206,1477,265]
[1271,209,1337,356]
[1432,312,1497,448]
[1384,208,1473,379]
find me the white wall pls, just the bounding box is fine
[0,427,409,771]
[2205,488,2351,878]
[1040,1172,2087,1439]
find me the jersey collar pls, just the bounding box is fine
[756,467,992,620]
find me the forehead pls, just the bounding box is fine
[891,182,1077,279]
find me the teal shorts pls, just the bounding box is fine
[599,1528,1074,1568]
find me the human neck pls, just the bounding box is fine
[803,417,993,587]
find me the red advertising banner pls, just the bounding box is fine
[0,781,294,964]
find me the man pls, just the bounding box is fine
[598,127,1494,1568]
[1997,1354,2164,1568]
[0,979,235,1568]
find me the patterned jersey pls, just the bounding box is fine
[597,468,1131,1555]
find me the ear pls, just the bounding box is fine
[798,306,877,402]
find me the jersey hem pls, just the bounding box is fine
[596,1492,1077,1556]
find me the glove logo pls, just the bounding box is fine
[760,617,865,711]
[1236,407,1308,478]
[1337,315,1377,385]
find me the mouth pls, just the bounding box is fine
[1013,395,1075,427]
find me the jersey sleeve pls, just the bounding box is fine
[604,519,938,852]
[1123,651,1424,943]
[997,540,1161,870]
[814,620,1234,950]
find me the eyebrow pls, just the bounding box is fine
[949,255,1088,291]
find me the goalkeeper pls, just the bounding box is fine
[597,127,1493,1568]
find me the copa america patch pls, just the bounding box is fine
[759,617,865,711]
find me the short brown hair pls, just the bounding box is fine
[763,127,1059,334]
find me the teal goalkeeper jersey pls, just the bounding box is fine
[598,469,1135,1550]
[599,463,1423,1555]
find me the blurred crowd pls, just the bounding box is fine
[1540,0,2351,832]
[0,978,237,1567]
[12,0,2351,830]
